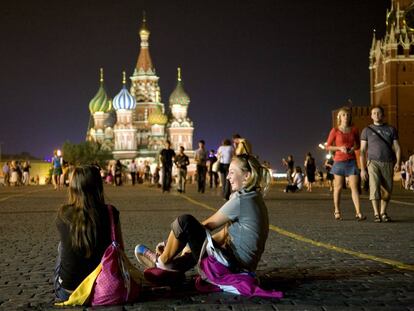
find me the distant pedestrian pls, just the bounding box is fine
[208,149,219,188]
[326,106,365,221]
[52,150,63,190]
[129,160,138,186]
[360,105,401,222]
[2,161,10,186]
[159,140,175,193]
[22,161,31,186]
[217,138,234,199]
[175,146,190,193]
[284,166,304,193]
[282,155,294,184]
[114,160,123,186]
[194,140,208,193]
[324,156,334,192]
[304,152,316,192]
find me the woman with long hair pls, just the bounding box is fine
[54,165,124,300]
[326,107,366,221]
[135,154,272,279]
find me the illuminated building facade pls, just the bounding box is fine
[86,16,194,162]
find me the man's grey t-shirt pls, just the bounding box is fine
[361,124,398,162]
[219,189,269,271]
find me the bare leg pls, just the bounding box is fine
[158,231,184,265]
[371,199,380,216]
[348,175,362,215]
[333,175,344,217]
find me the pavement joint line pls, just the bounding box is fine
[179,193,414,272]
[0,188,50,202]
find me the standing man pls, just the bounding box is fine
[208,149,219,188]
[52,150,63,190]
[128,159,138,186]
[159,140,175,193]
[360,106,401,222]
[174,146,190,193]
[194,140,208,193]
[282,155,295,184]
[232,133,252,155]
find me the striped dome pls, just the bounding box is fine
[113,85,136,111]
[89,83,111,114]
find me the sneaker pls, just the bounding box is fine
[135,244,157,268]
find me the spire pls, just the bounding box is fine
[370,29,377,56]
[177,67,182,82]
[122,70,126,85]
[136,12,154,72]
[100,67,104,83]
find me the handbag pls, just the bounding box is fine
[56,205,142,306]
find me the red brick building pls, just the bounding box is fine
[333,0,414,159]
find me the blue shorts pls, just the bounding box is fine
[331,159,359,176]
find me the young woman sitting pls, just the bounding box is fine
[135,154,272,279]
[54,165,124,300]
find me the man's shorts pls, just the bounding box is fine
[367,160,394,201]
[331,159,359,176]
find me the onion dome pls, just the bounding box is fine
[89,68,111,114]
[113,71,137,111]
[148,106,168,125]
[169,67,190,106]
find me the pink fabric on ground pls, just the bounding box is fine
[196,255,283,299]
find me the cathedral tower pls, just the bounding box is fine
[369,0,414,156]
[129,14,164,156]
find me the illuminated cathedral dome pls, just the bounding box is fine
[169,67,190,107]
[148,106,168,125]
[113,71,137,110]
[89,68,111,114]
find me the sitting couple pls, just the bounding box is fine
[54,154,281,302]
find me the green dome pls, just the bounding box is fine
[169,80,190,107]
[89,83,111,114]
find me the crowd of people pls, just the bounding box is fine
[2,160,37,186]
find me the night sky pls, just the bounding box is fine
[1,0,389,170]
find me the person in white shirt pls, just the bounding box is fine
[284,166,304,193]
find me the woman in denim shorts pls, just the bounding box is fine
[326,107,366,221]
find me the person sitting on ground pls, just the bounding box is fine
[54,165,124,300]
[135,154,272,282]
[284,166,304,193]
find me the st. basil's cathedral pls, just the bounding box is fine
[86,16,194,163]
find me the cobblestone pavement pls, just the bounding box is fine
[0,182,413,310]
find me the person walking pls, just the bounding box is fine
[52,150,63,190]
[174,146,190,193]
[360,105,401,222]
[114,160,123,186]
[194,140,208,193]
[326,106,365,221]
[129,160,138,186]
[304,152,316,192]
[217,139,234,199]
[159,140,175,193]
[2,161,10,186]
[208,149,219,188]
[22,161,31,186]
